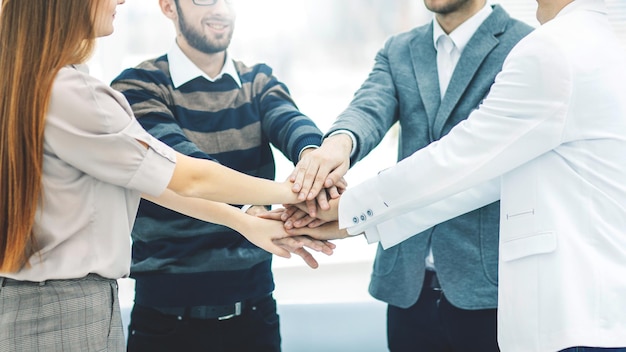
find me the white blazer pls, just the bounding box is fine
[338,1,626,351]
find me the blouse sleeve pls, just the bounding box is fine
[44,66,177,196]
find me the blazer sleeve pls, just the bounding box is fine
[338,30,573,233]
[328,36,401,164]
[357,178,501,248]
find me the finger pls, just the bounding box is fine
[256,209,285,221]
[305,199,318,218]
[323,240,337,250]
[319,243,334,255]
[284,209,307,229]
[274,237,321,268]
[308,237,334,256]
[288,167,298,183]
[277,236,305,249]
[292,214,316,229]
[293,247,319,269]
[293,235,326,253]
[291,158,313,195]
[307,218,327,228]
[288,209,309,222]
[335,177,349,190]
[287,226,328,240]
[280,206,299,222]
[297,164,320,201]
[316,190,330,211]
[269,242,291,259]
[302,162,334,201]
[326,185,341,200]
[287,222,346,241]
[325,168,349,191]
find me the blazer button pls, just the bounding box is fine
[366,209,373,217]
[352,217,359,224]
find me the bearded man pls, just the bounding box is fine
[111,1,326,351]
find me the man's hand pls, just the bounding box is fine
[291,134,352,209]
[251,207,336,268]
[273,236,336,269]
[286,221,349,241]
[258,206,327,229]
[291,197,340,223]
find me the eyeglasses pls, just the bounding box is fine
[192,0,234,5]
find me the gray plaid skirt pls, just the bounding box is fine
[0,274,125,352]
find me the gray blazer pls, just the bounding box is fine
[328,5,533,309]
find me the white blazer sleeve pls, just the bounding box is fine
[339,31,573,234]
[354,178,501,248]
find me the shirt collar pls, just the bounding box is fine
[433,3,493,53]
[167,43,242,89]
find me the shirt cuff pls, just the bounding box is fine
[361,226,381,244]
[298,145,319,161]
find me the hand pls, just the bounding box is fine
[292,197,340,223]
[291,135,352,204]
[302,177,347,217]
[255,208,336,267]
[273,235,336,269]
[239,215,306,259]
[287,221,349,241]
[257,206,327,229]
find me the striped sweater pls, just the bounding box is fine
[111,55,322,307]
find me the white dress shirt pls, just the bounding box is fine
[167,43,242,89]
[427,3,492,269]
[433,3,493,98]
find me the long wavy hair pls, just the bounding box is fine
[0,0,100,272]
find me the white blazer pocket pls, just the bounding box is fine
[500,231,557,262]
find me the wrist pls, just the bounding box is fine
[298,146,318,161]
[324,133,353,156]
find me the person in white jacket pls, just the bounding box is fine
[287,0,626,351]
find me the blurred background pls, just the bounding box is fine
[89,1,626,350]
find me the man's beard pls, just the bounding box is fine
[425,0,472,15]
[178,12,234,54]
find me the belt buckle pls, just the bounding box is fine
[426,270,442,291]
[217,301,242,320]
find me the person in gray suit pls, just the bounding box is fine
[286,1,533,350]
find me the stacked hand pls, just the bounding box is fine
[254,134,356,267]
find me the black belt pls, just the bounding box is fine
[150,294,272,320]
[424,270,442,291]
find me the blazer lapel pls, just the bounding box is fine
[409,25,440,141]
[432,8,504,140]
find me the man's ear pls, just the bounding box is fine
[159,0,178,21]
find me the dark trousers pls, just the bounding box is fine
[126,295,281,352]
[561,348,626,351]
[387,271,498,352]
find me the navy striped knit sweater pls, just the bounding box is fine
[111,55,322,307]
